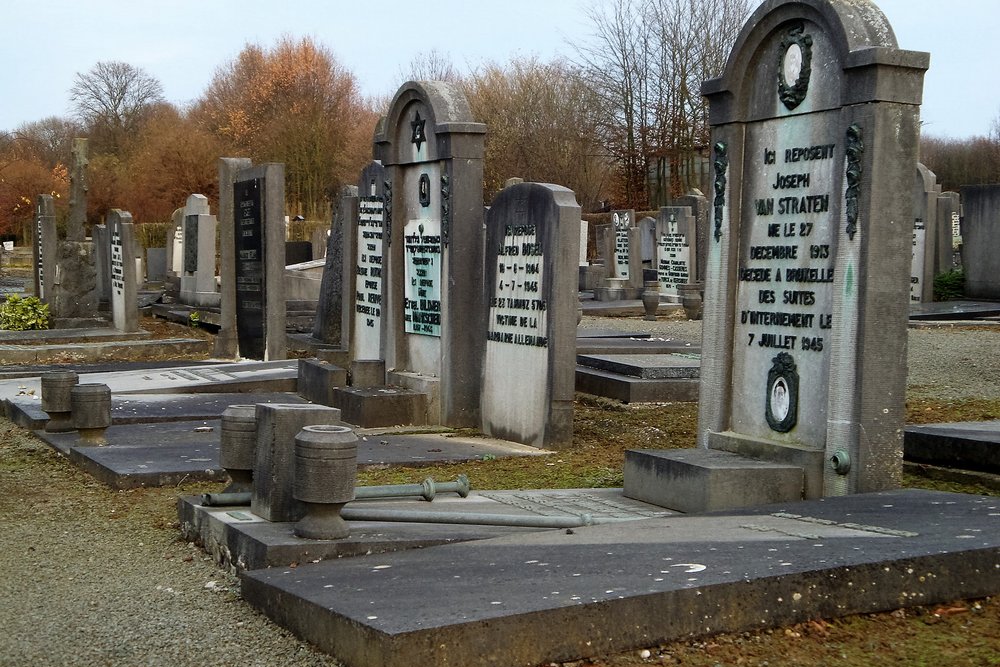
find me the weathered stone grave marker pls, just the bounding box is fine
[33,195,56,301]
[625,0,928,511]
[655,206,696,302]
[595,209,643,300]
[179,194,220,307]
[959,184,1000,299]
[480,182,580,449]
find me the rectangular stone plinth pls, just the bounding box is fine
[297,358,348,407]
[623,448,803,512]
[332,387,428,428]
[251,403,343,522]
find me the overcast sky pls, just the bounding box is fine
[2,0,996,139]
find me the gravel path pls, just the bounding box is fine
[2,319,999,666]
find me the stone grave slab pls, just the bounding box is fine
[575,335,699,356]
[908,300,1000,321]
[0,360,298,400]
[8,392,306,430]
[575,353,701,403]
[37,422,546,490]
[179,489,661,571]
[905,421,1000,472]
[577,354,700,379]
[240,489,1000,667]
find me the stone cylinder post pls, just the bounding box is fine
[293,425,358,540]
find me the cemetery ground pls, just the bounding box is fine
[1,315,999,666]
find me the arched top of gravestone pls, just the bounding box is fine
[374,80,486,166]
[916,162,937,191]
[703,0,928,125]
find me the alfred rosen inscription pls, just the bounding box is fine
[486,223,547,348]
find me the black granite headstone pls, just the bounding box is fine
[234,178,266,360]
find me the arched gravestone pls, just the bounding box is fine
[480,182,581,449]
[626,0,929,511]
[373,82,486,428]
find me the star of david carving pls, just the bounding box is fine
[411,111,426,149]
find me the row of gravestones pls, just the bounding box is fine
[30,0,941,509]
[910,163,961,303]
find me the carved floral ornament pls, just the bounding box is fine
[777,23,813,111]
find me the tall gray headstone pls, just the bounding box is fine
[216,157,254,358]
[167,206,184,278]
[480,183,580,449]
[93,224,110,308]
[232,164,286,361]
[910,163,940,303]
[107,210,139,333]
[67,138,88,242]
[628,0,928,510]
[373,81,486,427]
[33,195,57,301]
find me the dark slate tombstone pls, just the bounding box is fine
[348,161,387,361]
[93,224,110,308]
[374,81,486,428]
[655,206,696,302]
[33,195,57,301]
[312,185,357,347]
[481,182,580,449]
[285,241,313,266]
[146,247,167,282]
[959,185,1000,299]
[107,210,139,333]
[216,158,253,358]
[233,164,286,360]
[626,0,928,510]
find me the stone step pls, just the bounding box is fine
[332,386,429,428]
[575,366,699,403]
[577,353,700,379]
[623,448,803,512]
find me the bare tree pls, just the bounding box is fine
[577,0,754,207]
[70,61,164,155]
[464,57,612,210]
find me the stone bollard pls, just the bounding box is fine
[71,383,112,445]
[293,425,358,540]
[41,371,79,432]
[219,405,257,493]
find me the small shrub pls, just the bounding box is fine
[0,295,50,331]
[933,269,964,301]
